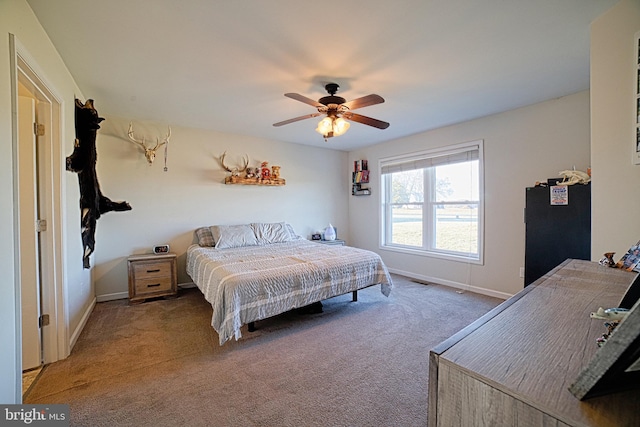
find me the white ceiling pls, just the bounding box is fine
[26,0,617,151]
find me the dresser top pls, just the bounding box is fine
[439,259,640,426]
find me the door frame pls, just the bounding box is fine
[10,34,67,392]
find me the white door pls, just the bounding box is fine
[18,95,42,371]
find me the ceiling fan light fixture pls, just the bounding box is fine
[276,83,387,140]
[316,116,334,136]
[333,117,350,136]
[315,115,350,140]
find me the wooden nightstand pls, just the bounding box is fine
[127,253,177,304]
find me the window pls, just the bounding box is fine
[380,141,483,263]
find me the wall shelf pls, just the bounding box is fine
[224,176,286,186]
[352,185,371,196]
[352,159,370,195]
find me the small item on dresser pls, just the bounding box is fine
[323,224,336,241]
[599,252,616,267]
[590,307,630,322]
[596,321,620,347]
[311,233,321,241]
[153,244,170,254]
[590,307,630,347]
[615,241,640,272]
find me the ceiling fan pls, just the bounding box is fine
[273,83,389,140]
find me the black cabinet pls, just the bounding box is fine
[524,184,591,286]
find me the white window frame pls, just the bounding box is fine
[379,140,484,265]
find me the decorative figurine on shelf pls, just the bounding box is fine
[261,161,271,180]
[271,165,281,179]
[599,252,616,267]
[245,167,257,179]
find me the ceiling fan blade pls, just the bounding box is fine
[342,94,385,110]
[273,112,322,127]
[284,93,323,108]
[343,112,389,129]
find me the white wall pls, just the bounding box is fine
[591,0,640,258]
[349,91,591,298]
[92,116,348,299]
[0,0,87,403]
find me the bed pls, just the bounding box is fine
[186,223,393,345]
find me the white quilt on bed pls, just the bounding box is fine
[186,240,393,345]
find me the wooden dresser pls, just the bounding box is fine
[127,253,177,304]
[428,259,640,427]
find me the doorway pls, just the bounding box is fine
[11,36,66,399]
[18,93,43,373]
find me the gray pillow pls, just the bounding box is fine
[210,224,259,249]
[195,227,215,247]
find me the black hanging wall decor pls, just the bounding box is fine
[66,99,132,268]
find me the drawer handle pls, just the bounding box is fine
[147,283,161,288]
[146,269,161,273]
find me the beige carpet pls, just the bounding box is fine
[25,274,502,427]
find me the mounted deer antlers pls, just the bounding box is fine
[219,151,249,176]
[127,123,171,168]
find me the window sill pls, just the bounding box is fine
[379,244,483,265]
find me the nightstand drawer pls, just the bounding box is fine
[132,261,172,280]
[134,276,173,294]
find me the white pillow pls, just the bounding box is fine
[210,224,259,249]
[286,223,302,240]
[252,222,293,245]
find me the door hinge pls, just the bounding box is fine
[39,314,50,328]
[33,122,45,136]
[36,219,47,232]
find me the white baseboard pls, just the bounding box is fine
[387,267,512,300]
[69,296,96,351]
[96,291,128,302]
